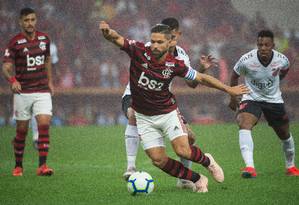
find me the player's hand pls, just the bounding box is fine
[11,81,21,93]
[229,96,240,111]
[48,82,54,96]
[99,21,111,38]
[227,84,250,97]
[199,55,218,73]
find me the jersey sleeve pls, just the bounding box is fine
[233,57,246,76]
[121,38,144,58]
[281,56,290,71]
[176,60,197,80]
[3,40,16,64]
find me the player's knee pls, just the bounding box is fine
[175,146,191,159]
[151,156,168,168]
[187,132,196,145]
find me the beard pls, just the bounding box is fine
[152,48,168,60]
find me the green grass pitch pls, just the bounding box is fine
[0,123,298,205]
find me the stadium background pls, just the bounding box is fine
[0,0,298,126]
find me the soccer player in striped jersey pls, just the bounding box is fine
[122,18,216,190]
[100,21,249,192]
[229,30,299,178]
[2,8,54,176]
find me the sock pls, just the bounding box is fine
[180,143,195,170]
[161,157,201,183]
[13,129,28,168]
[189,145,210,167]
[38,125,50,167]
[125,124,139,170]
[31,117,39,141]
[282,134,295,168]
[239,129,254,168]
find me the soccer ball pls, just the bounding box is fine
[127,171,154,195]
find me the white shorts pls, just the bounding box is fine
[135,109,187,150]
[13,93,52,120]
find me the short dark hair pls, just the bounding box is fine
[20,7,35,18]
[161,17,179,31]
[151,24,172,39]
[258,30,274,39]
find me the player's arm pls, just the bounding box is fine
[193,71,249,96]
[45,55,54,95]
[99,21,124,48]
[185,55,217,88]
[228,71,241,111]
[2,62,21,93]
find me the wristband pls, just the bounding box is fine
[8,76,17,84]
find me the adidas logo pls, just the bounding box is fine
[174,126,179,131]
[141,63,148,69]
[23,47,29,53]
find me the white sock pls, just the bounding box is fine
[125,124,139,170]
[282,134,295,168]
[31,117,39,141]
[239,129,254,168]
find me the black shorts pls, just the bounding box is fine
[238,100,289,127]
[122,95,132,119]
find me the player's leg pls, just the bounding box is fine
[12,93,34,176]
[144,140,208,193]
[166,109,224,183]
[237,101,260,178]
[31,116,39,150]
[12,120,29,176]
[122,95,139,180]
[33,93,53,176]
[263,103,299,176]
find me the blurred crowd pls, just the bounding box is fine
[1,0,299,126]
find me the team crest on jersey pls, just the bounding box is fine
[162,68,173,79]
[39,41,46,51]
[17,38,27,44]
[272,68,279,77]
[38,36,46,40]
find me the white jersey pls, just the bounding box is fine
[233,49,289,103]
[122,44,191,98]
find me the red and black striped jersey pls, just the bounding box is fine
[121,39,196,116]
[3,31,51,93]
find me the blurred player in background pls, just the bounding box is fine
[122,18,216,190]
[100,21,249,192]
[2,7,54,176]
[229,30,299,178]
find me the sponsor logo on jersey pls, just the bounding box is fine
[162,68,173,79]
[138,71,164,91]
[251,79,273,90]
[38,36,46,40]
[27,54,45,67]
[128,40,136,45]
[17,39,27,44]
[165,61,175,67]
[39,41,46,51]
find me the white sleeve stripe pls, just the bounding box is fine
[185,68,197,81]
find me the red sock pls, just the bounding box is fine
[160,157,200,183]
[190,145,210,167]
[37,125,50,166]
[14,129,27,168]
